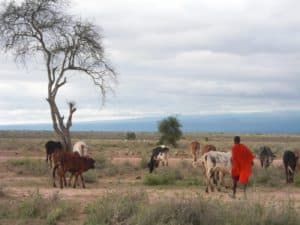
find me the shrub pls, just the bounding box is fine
[158,116,182,147]
[126,132,136,140]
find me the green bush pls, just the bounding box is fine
[158,116,182,147]
[126,132,136,140]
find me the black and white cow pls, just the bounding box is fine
[259,146,276,168]
[148,145,169,173]
[283,150,298,183]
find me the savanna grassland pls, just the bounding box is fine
[1,131,300,225]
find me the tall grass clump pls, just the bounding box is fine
[84,191,145,225]
[7,159,48,176]
[17,190,72,223]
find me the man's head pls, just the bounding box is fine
[234,136,240,144]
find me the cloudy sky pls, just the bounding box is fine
[0,0,300,124]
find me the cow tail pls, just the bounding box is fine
[288,165,294,174]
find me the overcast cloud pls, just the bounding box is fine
[0,0,300,124]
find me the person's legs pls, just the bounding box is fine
[243,183,248,199]
[230,176,239,198]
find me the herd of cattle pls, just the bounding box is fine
[148,141,300,193]
[45,140,300,191]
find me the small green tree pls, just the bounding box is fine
[158,116,182,147]
[126,132,136,140]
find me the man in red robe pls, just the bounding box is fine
[231,136,254,199]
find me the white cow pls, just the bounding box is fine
[73,141,88,157]
[199,151,232,193]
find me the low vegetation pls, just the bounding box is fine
[6,159,49,176]
[250,166,286,187]
[83,191,300,225]
[0,190,73,225]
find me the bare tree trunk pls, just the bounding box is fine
[47,97,76,151]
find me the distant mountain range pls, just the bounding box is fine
[1,111,300,134]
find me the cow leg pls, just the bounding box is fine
[285,166,289,183]
[243,183,248,199]
[57,166,64,189]
[63,173,67,186]
[49,154,52,168]
[231,178,237,199]
[73,173,79,188]
[52,164,58,188]
[205,171,211,193]
[69,173,74,187]
[260,159,264,168]
[208,170,215,192]
[217,172,224,192]
[80,174,86,188]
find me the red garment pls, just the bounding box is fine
[231,143,254,184]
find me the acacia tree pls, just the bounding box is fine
[158,116,182,147]
[0,0,116,150]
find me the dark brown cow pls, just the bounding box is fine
[283,150,298,184]
[45,141,63,168]
[52,151,95,189]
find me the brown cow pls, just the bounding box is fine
[201,144,217,156]
[294,149,300,172]
[52,151,95,189]
[189,141,200,165]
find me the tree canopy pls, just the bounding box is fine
[158,116,182,147]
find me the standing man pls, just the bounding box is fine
[231,136,254,199]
